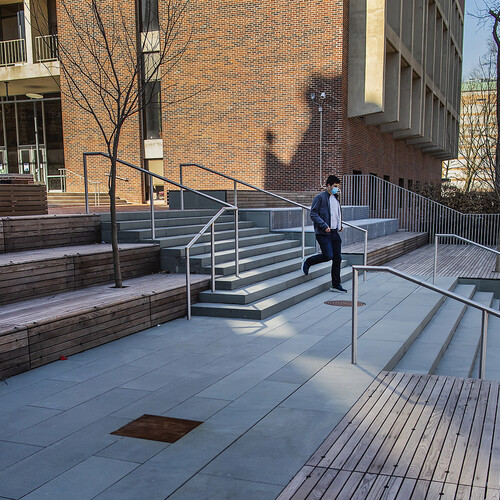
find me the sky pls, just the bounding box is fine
[461,2,493,79]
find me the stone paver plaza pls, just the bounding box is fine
[0,272,411,500]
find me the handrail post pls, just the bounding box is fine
[363,230,368,283]
[149,175,156,240]
[352,267,359,364]
[186,247,191,320]
[433,236,439,285]
[211,222,216,292]
[83,154,89,214]
[233,180,237,207]
[479,310,488,379]
[302,207,306,260]
[180,164,184,210]
[235,208,240,277]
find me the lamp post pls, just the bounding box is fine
[26,92,43,183]
[311,91,326,187]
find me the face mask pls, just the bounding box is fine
[330,187,339,195]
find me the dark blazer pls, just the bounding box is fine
[310,190,343,234]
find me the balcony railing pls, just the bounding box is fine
[35,34,58,62]
[0,38,27,66]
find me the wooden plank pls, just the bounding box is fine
[487,382,500,491]
[379,375,443,476]
[275,465,315,500]
[432,378,474,483]
[352,374,421,473]
[368,374,430,474]
[320,470,352,498]
[446,378,483,484]
[305,468,339,499]
[406,377,460,480]
[461,380,496,487]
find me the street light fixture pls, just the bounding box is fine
[311,92,326,187]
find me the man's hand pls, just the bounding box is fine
[325,227,331,233]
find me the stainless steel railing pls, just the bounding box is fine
[351,265,500,379]
[83,153,238,320]
[179,162,368,270]
[433,234,500,284]
[59,167,102,206]
[342,174,500,247]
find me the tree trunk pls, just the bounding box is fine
[109,141,123,287]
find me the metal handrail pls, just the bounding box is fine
[433,234,500,284]
[180,162,368,272]
[351,265,500,379]
[83,153,239,320]
[59,167,102,206]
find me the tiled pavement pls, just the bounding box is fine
[0,272,431,499]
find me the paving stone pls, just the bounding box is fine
[97,437,170,464]
[0,441,42,471]
[0,406,61,439]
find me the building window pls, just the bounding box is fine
[143,81,161,140]
[140,0,159,32]
[399,178,404,188]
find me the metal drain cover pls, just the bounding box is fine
[111,414,202,443]
[325,300,366,307]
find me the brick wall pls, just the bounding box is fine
[58,0,443,202]
[58,0,144,204]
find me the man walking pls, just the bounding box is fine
[302,174,347,293]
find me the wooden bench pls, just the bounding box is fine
[0,214,101,253]
[0,184,47,216]
[0,274,210,380]
[0,244,160,306]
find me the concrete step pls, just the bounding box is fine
[101,214,235,231]
[100,209,221,222]
[199,261,334,304]
[434,291,495,378]
[191,266,352,319]
[392,284,477,375]
[162,232,286,258]
[188,239,300,268]
[191,245,316,276]
[473,299,500,380]
[110,220,256,242]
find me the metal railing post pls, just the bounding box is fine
[363,230,368,283]
[149,175,156,240]
[235,208,240,277]
[433,236,439,284]
[234,180,237,207]
[479,310,488,379]
[352,267,359,364]
[180,164,184,210]
[186,247,191,320]
[302,207,306,260]
[211,222,216,292]
[83,154,89,214]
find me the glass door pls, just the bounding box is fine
[18,146,47,184]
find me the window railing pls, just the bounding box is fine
[0,38,27,66]
[35,34,58,62]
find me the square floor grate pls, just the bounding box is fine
[324,300,366,307]
[111,414,203,443]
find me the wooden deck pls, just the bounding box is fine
[385,244,500,280]
[278,372,500,499]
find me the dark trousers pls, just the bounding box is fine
[305,230,342,286]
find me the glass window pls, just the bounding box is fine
[143,81,161,139]
[140,0,159,32]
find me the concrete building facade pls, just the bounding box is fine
[0,0,463,203]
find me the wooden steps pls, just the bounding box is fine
[343,231,429,266]
[0,274,209,380]
[0,243,160,305]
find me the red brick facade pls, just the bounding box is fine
[59,0,443,203]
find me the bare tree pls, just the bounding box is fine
[30,0,191,287]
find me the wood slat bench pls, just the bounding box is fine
[0,274,210,380]
[278,371,500,499]
[0,214,101,253]
[343,232,429,266]
[0,184,47,216]
[0,244,161,305]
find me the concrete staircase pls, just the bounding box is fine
[102,207,402,320]
[393,285,499,379]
